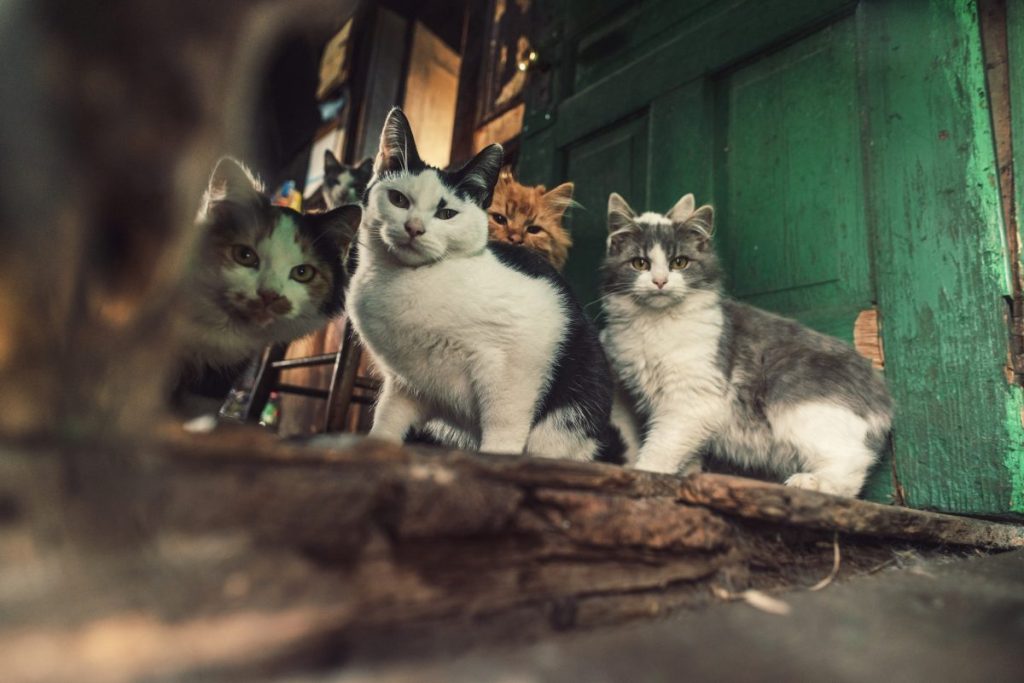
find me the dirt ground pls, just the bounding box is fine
[332,549,1024,683]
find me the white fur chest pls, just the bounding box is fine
[603,300,727,412]
[349,249,567,422]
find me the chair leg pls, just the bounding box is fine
[324,320,363,433]
[243,343,288,422]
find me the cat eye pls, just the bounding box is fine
[670,256,690,270]
[436,208,458,220]
[630,257,650,271]
[491,212,507,225]
[388,190,410,208]
[526,225,544,235]
[290,264,317,283]
[231,245,259,268]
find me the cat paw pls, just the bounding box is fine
[634,454,691,475]
[679,461,703,477]
[784,473,843,495]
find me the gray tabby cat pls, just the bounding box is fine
[600,192,891,497]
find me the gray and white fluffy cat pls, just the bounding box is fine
[346,108,618,461]
[600,192,891,496]
[322,150,373,209]
[175,157,360,412]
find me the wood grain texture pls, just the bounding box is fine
[862,0,1022,514]
[677,473,1024,548]
[854,308,885,369]
[552,0,853,147]
[1004,0,1024,512]
[3,429,1022,681]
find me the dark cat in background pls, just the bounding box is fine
[174,157,360,416]
[322,150,373,209]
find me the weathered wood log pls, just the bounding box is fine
[156,425,1024,546]
[677,473,1024,549]
[3,425,1023,681]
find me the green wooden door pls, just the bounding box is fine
[714,16,870,342]
[519,0,1024,516]
[563,115,648,311]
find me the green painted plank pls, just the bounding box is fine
[569,0,716,93]
[1004,0,1024,513]
[517,125,558,188]
[563,114,650,310]
[647,80,714,209]
[553,0,855,147]
[713,15,872,342]
[863,0,1020,514]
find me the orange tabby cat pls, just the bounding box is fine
[487,169,575,270]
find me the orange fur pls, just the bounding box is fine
[487,168,574,270]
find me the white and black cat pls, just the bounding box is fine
[174,157,360,413]
[346,108,618,461]
[322,150,373,209]
[600,192,892,496]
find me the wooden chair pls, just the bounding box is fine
[238,319,379,432]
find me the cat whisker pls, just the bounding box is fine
[583,291,633,313]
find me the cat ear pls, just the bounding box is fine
[199,156,263,219]
[205,156,262,204]
[324,150,343,180]
[451,144,504,207]
[683,204,715,250]
[607,192,636,234]
[314,204,363,251]
[374,107,421,176]
[542,182,576,217]
[666,193,695,223]
[355,157,374,180]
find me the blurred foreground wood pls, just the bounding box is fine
[2,426,1022,682]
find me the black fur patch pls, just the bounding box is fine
[489,242,616,454]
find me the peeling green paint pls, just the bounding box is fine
[1007,0,1024,515]
[1002,393,1024,512]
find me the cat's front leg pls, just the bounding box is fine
[634,407,719,475]
[475,373,542,457]
[478,400,534,455]
[370,379,425,443]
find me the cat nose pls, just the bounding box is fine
[404,220,425,238]
[653,277,667,289]
[507,234,522,244]
[258,290,281,305]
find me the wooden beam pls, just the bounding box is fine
[3,426,1023,682]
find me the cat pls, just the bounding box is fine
[345,107,618,461]
[599,191,892,496]
[174,156,361,415]
[487,168,575,270]
[322,150,373,209]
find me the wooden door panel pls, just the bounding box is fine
[714,16,870,342]
[569,0,716,93]
[563,114,649,309]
